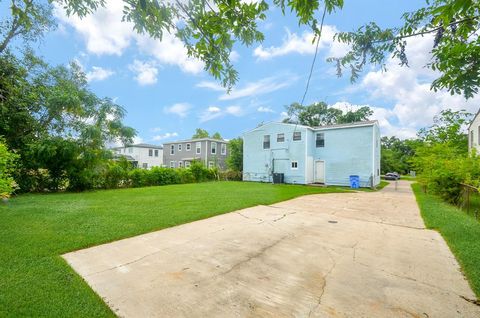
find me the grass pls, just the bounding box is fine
[0,181,352,317]
[412,183,480,299]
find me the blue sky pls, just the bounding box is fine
[30,0,479,143]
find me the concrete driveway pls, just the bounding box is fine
[64,181,480,317]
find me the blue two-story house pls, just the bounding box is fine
[242,121,381,187]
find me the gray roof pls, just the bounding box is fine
[112,143,163,149]
[163,138,227,145]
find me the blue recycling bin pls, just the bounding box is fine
[349,175,360,189]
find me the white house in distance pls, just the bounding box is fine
[468,110,480,153]
[242,121,381,187]
[112,143,163,169]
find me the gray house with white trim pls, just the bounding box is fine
[163,138,228,169]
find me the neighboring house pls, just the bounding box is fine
[468,110,480,153]
[111,143,163,169]
[163,138,228,169]
[243,121,381,187]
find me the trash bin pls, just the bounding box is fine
[349,175,360,189]
[273,173,284,184]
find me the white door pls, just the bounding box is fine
[315,160,325,183]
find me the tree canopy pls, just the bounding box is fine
[192,128,222,139]
[283,102,373,126]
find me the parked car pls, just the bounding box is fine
[384,172,400,180]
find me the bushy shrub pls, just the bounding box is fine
[129,169,148,188]
[0,139,18,198]
[103,163,129,189]
[146,167,180,186]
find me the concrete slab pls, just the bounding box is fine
[63,181,480,317]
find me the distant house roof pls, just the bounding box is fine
[163,138,227,145]
[111,143,163,150]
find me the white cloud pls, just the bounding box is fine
[85,66,114,82]
[230,50,240,62]
[152,132,178,141]
[359,34,480,135]
[257,106,275,113]
[54,0,203,75]
[54,1,134,55]
[199,105,244,122]
[164,103,192,118]
[196,81,226,92]
[253,26,349,60]
[226,105,243,116]
[220,75,297,101]
[133,136,144,144]
[128,60,158,85]
[150,127,162,133]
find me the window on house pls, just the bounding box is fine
[170,161,175,168]
[221,143,226,155]
[316,133,325,148]
[277,133,285,142]
[291,161,298,169]
[149,149,153,156]
[196,142,201,154]
[263,135,270,149]
[186,143,191,151]
[185,161,191,168]
[293,131,302,141]
[178,144,182,151]
[208,161,214,168]
[128,147,133,153]
[178,161,183,168]
[170,144,175,155]
[211,142,217,154]
[154,149,158,157]
[142,163,148,169]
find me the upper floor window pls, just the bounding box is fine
[293,131,302,141]
[196,142,201,154]
[211,142,217,154]
[170,144,175,155]
[178,144,182,151]
[277,133,285,143]
[316,133,325,148]
[186,143,191,151]
[263,135,270,149]
[154,149,159,157]
[221,143,227,155]
[148,149,153,156]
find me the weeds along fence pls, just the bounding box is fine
[458,183,480,221]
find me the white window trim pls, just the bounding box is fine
[170,144,175,155]
[211,142,217,154]
[221,143,226,155]
[277,133,285,143]
[186,143,191,151]
[185,161,191,168]
[196,142,201,154]
[208,161,214,168]
[170,161,175,168]
[178,144,182,151]
[291,161,298,170]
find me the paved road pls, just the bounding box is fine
[64,181,480,317]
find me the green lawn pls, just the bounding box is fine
[0,181,351,317]
[412,183,480,299]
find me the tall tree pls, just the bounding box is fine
[192,128,210,139]
[0,0,55,53]
[226,137,243,172]
[211,132,223,140]
[283,102,372,126]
